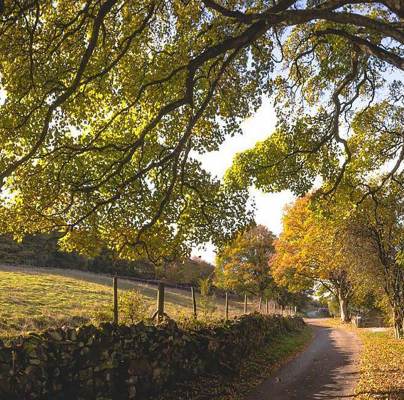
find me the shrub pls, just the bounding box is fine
[198,278,217,320]
[119,289,151,324]
[91,305,113,325]
[91,290,150,325]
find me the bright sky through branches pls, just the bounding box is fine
[194,98,295,264]
[1,88,293,265]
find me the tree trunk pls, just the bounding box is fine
[392,305,403,339]
[339,296,350,323]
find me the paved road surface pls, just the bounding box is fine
[247,319,362,400]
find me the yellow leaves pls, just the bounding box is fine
[348,101,404,176]
[273,195,352,291]
[215,225,275,294]
[1,0,401,268]
[355,330,404,399]
[58,229,104,259]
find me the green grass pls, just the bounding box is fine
[156,326,313,400]
[0,265,247,337]
[221,326,314,399]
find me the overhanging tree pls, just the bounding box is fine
[334,180,404,338]
[0,0,402,258]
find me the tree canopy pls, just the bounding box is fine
[328,180,404,337]
[215,224,277,297]
[272,196,359,321]
[0,0,402,260]
[273,185,404,336]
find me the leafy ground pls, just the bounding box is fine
[0,265,249,337]
[355,329,404,399]
[319,319,404,399]
[156,326,313,400]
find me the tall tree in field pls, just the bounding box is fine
[215,225,277,299]
[272,196,355,322]
[0,1,402,260]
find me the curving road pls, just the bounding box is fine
[247,319,362,400]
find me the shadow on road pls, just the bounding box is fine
[247,320,361,400]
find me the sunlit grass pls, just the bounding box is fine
[0,265,246,337]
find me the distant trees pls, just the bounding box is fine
[272,197,355,322]
[0,233,215,286]
[0,233,156,277]
[273,181,404,338]
[216,224,286,303]
[159,257,215,286]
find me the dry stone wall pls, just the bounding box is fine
[0,314,305,400]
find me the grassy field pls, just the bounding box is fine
[0,265,249,338]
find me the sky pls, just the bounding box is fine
[193,97,295,264]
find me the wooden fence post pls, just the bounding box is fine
[191,286,197,318]
[157,282,165,321]
[113,276,118,324]
[152,282,166,322]
[244,294,248,314]
[266,299,269,314]
[225,292,229,321]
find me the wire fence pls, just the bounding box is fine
[112,277,297,324]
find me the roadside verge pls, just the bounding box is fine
[156,323,313,400]
[317,318,404,399]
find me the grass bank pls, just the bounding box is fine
[0,265,247,337]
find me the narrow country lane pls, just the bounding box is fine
[247,319,362,400]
